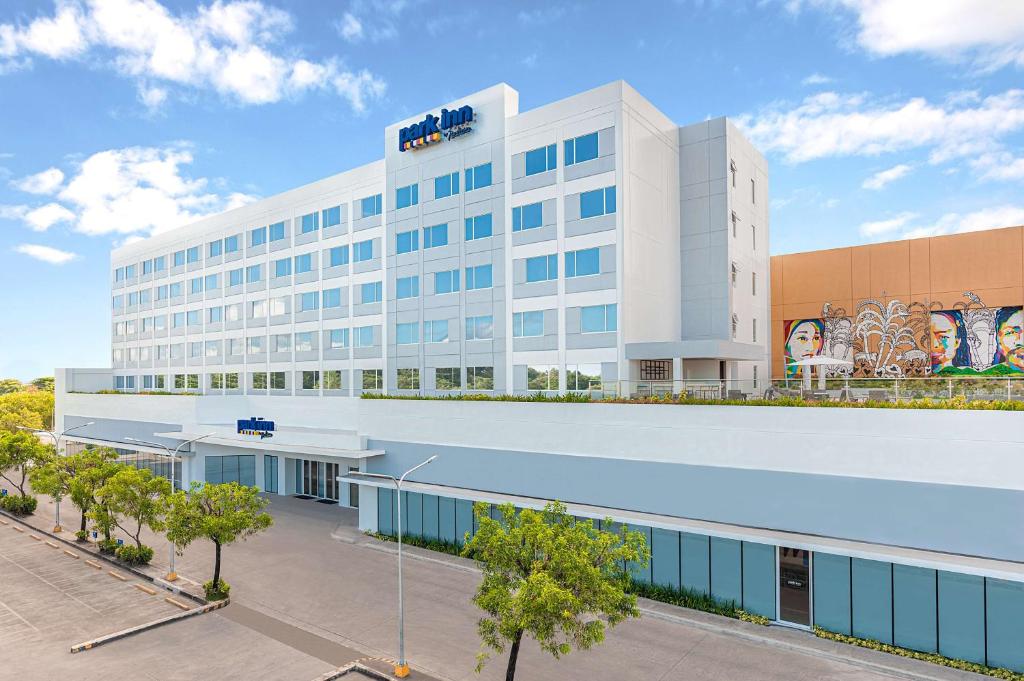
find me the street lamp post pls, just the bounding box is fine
[345,455,437,679]
[19,422,95,533]
[125,433,214,582]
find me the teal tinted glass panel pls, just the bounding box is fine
[742,542,776,619]
[422,494,439,540]
[263,455,278,494]
[222,456,239,484]
[651,529,680,589]
[438,496,455,543]
[937,571,985,664]
[681,533,710,595]
[575,132,598,162]
[580,189,606,218]
[455,498,473,545]
[269,222,285,241]
[986,578,1024,671]
[710,537,742,605]
[323,206,341,227]
[606,186,616,213]
[239,455,256,487]
[378,487,394,535]
[524,147,548,176]
[893,564,937,653]
[204,456,222,484]
[405,492,423,538]
[852,558,893,643]
[626,525,652,583]
[522,202,542,229]
[812,553,851,634]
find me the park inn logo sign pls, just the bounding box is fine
[237,417,274,439]
[398,104,474,152]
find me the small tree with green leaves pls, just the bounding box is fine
[462,502,649,681]
[93,467,171,551]
[68,448,122,534]
[165,481,273,599]
[0,430,52,498]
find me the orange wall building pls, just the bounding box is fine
[770,225,1024,378]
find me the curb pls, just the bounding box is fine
[70,598,230,653]
[311,658,402,681]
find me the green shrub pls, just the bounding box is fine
[204,579,230,601]
[116,544,154,566]
[368,531,466,557]
[75,530,88,542]
[97,539,119,554]
[0,495,37,515]
[626,580,770,625]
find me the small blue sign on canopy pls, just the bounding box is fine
[237,417,275,439]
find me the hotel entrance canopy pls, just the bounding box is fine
[155,427,385,460]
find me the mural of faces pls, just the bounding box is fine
[993,307,1024,372]
[784,319,824,377]
[929,311,968,371]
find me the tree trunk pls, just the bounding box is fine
[213,540,222,588]
[505,629,524,681]
[79,509,87,533]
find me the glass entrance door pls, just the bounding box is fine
[779,547,811,626]
[348,466,359,508]
[325,463,340,501]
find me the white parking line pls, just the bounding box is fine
[0,597,38,632]
[0,552,102,614]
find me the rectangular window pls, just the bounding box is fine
[270,372,286,390]
[225,372,238,389]
[397,368,419,390]
[581,303,617,333]
[323,370,342,390]
[465,162,492,191]
[174,374,185,389]
[567,363,602,391]
[360,193,382,217]
[269,221,286,242]
[396,229,419,254]
[564,131,599,165]
[362,368,382,390]
[423,223,448,249]
[528,365,558,391]
[396,183,419,209]
[294,331,315,352]
[228,268,243,287]
[186,246,200,263]
[396,275,419,299]
[396,322,419,345]
[125,264,137,278]
[227,338,243,355]
[269,296,288,316]
[115,267,125,282]
[360,281,382,304]
[752,224,757,250]
[139,289,152,304]
[353,239,374,262]
[224,303,241,321]
[187,310,201,326]
[205,341,220,357]
[753,318,758,343]
[274,257,292,278]
[247,336,264,354]
[752,272,757,296]
[512,202,542,232]
[127,291,139,306]
[246,264,262,283]
[171,312,185,328]
[465,315,493,340]
[155,285,168,301]
[434,171,460,199]
[208,240,223,257]
[112,294,124,309]
[580,186,616,219]
[466,366,493,390]
[465,264,492,290]
[142,259,153,275]
[524,143,557,176]
[434,269,459,295]
[328,245,349,266]
[169,281,182,297]
[208,306,223,323]
[300,211,319,234]
[190,277,203,294]
[189,342,202,358]
[294,253,312,274]
[154,315,167,330]
[153,255,166,271]
[354,326,374,347]
[464,213,493,241]
[751,178,756,203]
[298,291,319,312]
[173,250,185,267]
[224,235,239,253]
[154,374,166,389]
[249,300,266,318]
[204,273,219,290]
[328,328,349,349]
[323,205,341,228]
[525,254,558,283]
[513,311,544,337]
[435,367,461,390]
[250,226,267,246]
[565,247,600,277]
[322,288,342,308]
[424,319,449,343]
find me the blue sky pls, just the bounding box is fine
[1,0,1024,380]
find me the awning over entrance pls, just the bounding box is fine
[156,427,385,460]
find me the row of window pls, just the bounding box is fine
[524,131,602,177]
[396,162,494,210]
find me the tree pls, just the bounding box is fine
[27,446,70,522]
[30,377,54,392]
[0,379,22,395]
[165,482,273,597]
[66,448,121,533]
[0,390,53,432]
[462,502,649,681]
[93,467,171,549]
[0,430,52,497]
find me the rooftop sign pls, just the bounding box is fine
[398,105,474,152]
[237,417,274,439]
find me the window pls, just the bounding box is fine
[294,253,313,274]
[465,264,492,290]
[526,254,557,283]
[173,250,185,267]
[189,341,202,358]
[298,291,319,312]
[115,267,125,282]
[731,313,738,339]
[225,372,239,389]
[323,206,341,228]
[580,186,616,219]
[435,367,460,390]
[360,281,382,304]
[204,273,219,290]
[269,296,288,315]
[565,248,599,277]
[360,193,382,217]
[154,315,167,330]
[466,366,493,390]
[269,221,286,242]
[528,365,558,391]
[249,300,266,319]
[465,162,492,191]
[731,210,738,238]
[187,310,201,326]
[423,223,448,249]
[154,374,166,389]
[396,183,419,209]
[295,331,315,352]
[127,291,139,306]
[246,264,262,283]
[125,264,136,278]
[274,258,292,277]
[465,315,493,340]
[752,318,758,343]
[328,328,349,349]
[247,336,264,354]
[272,334,291,352]
[424,319,449,343]
[324,370,342,390]
[567,364,602,391]
[353,239,374,262]
[174,374,185,389]
[209,240,222,257]
[169,281,182,297]
[186,246,200,263]
[396,322,418,345]
[512,202,542,232]
[112,294,124,309]
[525,143,556,175]
[328,245,349,267]
[752,272,757,296]
[730,159,737,187]
[513,311,544,337]
[396,276,419,299]
[143,374,153,389]
[434,171,460,199]
[300,211,319,234]
[731,262,738,286]
[322,288,342,308]
[564,131,599,165]
[225,235,240,253]
[580,304,617,333]
[752,224,757,250]
[464,213,493,241]
[142,260,153,275]
[228,269,243,287]
[753,365,759,389]
[208,306,223,323]
[205,341,220,357]
[138,289,151,304]
[224,303,242,321]
[227,338,243,355]
[270,371,286,390]
[189,277,203,294]
[396,229,419,254]
[362,369,383,390]
[751,178,756,204]
[250,226,267,247]
[155,285,168,301]
[169,344,184,359]
[397,368,419,390]
[354,326,374,347]
[153,255,166,271]
[434,269,459,294]
[171,312,185,328]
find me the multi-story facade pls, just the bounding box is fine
[107,81,769,396]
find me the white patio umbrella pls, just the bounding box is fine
[787,356,854,391]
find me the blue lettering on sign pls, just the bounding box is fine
[398,104,474,152]
[237,416,275,439]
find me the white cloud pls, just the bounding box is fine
[862,163,913,190]
[24,202,75,232]
[0,0,386,112]
[521,53,538,69]
[801,72,833,86]
[13,167,64,194]
[859,211,917,238]
[338,12,363,42]
[14,243,78,265]
[0,204,28,220]
[971,152,1024,182]
[518,6,568,24]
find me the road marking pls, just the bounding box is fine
[0,597,38,633]
[0,551,102,614]
[134,583,157,595]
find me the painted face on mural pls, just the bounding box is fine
[996,309,1024,371]
[786,321,823,362]
[930,313,960,370]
